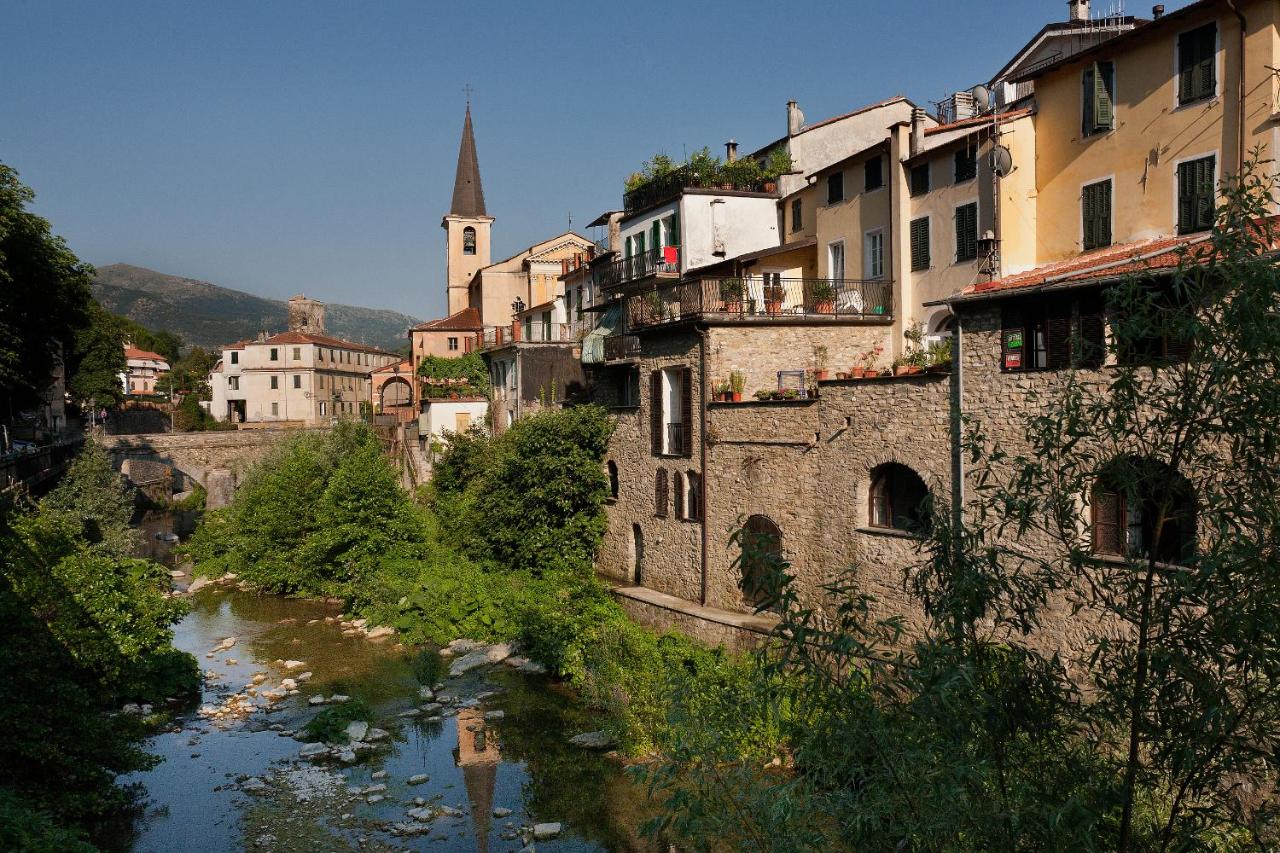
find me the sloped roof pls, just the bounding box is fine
[412,307,483,332]
[258,330,396,356]
[449,106,486,217]
[371,358,413,374]
[124,346,168,363]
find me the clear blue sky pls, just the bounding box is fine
[2,0,1188,321]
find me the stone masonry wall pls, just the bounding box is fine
[598,328,703,602]
[708,323,892,398]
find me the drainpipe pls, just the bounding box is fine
[698,326,709,606]
[1225,0,1247,173]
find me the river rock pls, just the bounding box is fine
[336,748,358,764]
[493,807,512,818]
[418,686,435,701]
[280,678,297,690]
[308,695,327,706]
[420,702,442,714]
[186,576,212,595]
[294,671,313,682]
[365,728,390,742]
[366,794,385,804]
[397,708,420,718]
[365,626,395,641]
[484,710,505,721]
[445,638,482,655]
[406,806,434,822]
[282,659,306,670]
[241,777,268,794]
[406,774,429,785]
[533,822,562,840]
[361,783,387,795]
[169,569,186,579]
[213,637,237,652]
[298,742,328,759]
[344,721,369,742]
[329,694,350,704]
[371,770,387,780]
[568,731,616,750]
[448,651,491,678]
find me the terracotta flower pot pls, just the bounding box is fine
[894,365,911,376]
[765,300,783,315]
[816,369,830,381]
[814,299,835,314]
[732,391,743,402]
[850,367,865,379]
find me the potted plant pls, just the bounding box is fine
[729,371,746,402]
[720,278,745,313]
[813,345,830,381]
[810,279,837,314]
[925,337,954,373]
[753,389,772,401]
[764,283,785,315]
[854,344,883,378]
[642,290,665,321]
[892,356,911,377]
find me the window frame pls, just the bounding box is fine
[292,374,301,389]
[864,155,884,193]
[1175,153,1217,235]
[863,228,885,280]
[1000,291,1107,373]
[269,348,278,361]
[448,336,459,351]
[868,463,930,532]
[910,162,930,197]
[826,171,845,205]
[827,240,846,281]
[270,375,279,390]
[1081,177,1114,251]
[954,201,979,263]
[790,197,803,232]
[954,146,977,184]
[1175,22,1218,108]
[462,225,477,255]
[910,216,931,272]
[1082,60,1117,137]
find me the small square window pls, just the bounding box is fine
[826,171,844,205]
[910,163,930,196]
[292,347,301,360]
[230,351,238,365]
[954,147,977,183]
[269,348,278,361]
[448,337,459,351]
[864,156,883,192]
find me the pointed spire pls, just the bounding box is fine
[450,104,486,217]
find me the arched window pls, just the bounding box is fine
[1091,457,1196,563]
[606,460,619,500]
[462,226,477,255]
[869,463,930,531]
[740,514,783,611]
[673,472,685,520]
[686,471,702,521]
[630,524,644,584]
[654,470,669,518]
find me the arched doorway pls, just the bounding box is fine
[740,514,782,611]
[630,524,644,584]
[380,377,413,412]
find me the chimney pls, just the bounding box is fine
[1068,0,1090,22]
[725,139,738,162]
[1152,4,1164,18]
[910,107,928,157]
[787,101,805,136]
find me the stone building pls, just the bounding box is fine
[121,344,170,396]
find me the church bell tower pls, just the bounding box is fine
[442,103,493,315]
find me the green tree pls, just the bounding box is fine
[0,162,95,418]
[67,301,126,408]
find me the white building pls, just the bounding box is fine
[209,331,397,426]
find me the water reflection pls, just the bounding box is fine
[455,707,498,851]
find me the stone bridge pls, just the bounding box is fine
[102,429,321,508]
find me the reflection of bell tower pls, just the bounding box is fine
[454,707,499,853]
[442,103,493,315]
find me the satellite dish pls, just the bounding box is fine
[970,84,992,114]
[991,145,1014,177]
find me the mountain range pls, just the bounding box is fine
[91,263,420,352]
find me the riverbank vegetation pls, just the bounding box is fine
[0,443,199,849]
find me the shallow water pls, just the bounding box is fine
[124,526,655,851]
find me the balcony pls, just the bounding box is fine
[602,333,641,362]
[665,422,686,455]
[598,246,681,290]
[625,277,894,330]
[624,164,772,213]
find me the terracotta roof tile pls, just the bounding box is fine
[412,307,483,332]
[258,330,396,356]
[124,346,168,362]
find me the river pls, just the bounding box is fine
[124,513,657,852]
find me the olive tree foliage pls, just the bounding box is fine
[643,161,1280,851]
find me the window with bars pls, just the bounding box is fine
[955,202,978,262]
[1000,292,1106,372]
[910,217,931,272]
[1082,61,1116,136]
[1177,155,1215,234]
[910,163,930,196]
[649,367,693,457]
[1177,23,1216,106]
[1082,179,1112,250]
[864,156,883,192]
[954,147,977,183]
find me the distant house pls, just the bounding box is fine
[121,345,170,396]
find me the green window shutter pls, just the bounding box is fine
[1178,156,1215,233]
[1178,29,1196,103]
[670,210,680,246]
[651,220,660,252]
[1083,181,1111,250]
[956,203,977,262]
[910,218,930,271]
[1082,64,1096,135]
[1177,161,1195,232]
[1196,25,1216,101]
[1095,62,1114,131]
[1179,24,1216,104]
[1196,156,1215,230]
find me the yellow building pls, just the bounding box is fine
[1018,0,1280,263]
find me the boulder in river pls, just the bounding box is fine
[298,743,328,760]
[568,731,616,750]
[186,576,212,595]
[308,695,326,706]
[533,822,562,840]
[406,774,429,785]
[344,720,369,743]
[329,694,350,704]
[493,807,512,818]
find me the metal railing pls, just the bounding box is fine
[470,325,515,351]
[603,333,641,361]
[624,164,772,212]
[666,422,685,454]
[522,321,574,343]
[598,245,681,290]
[625,277,893,329]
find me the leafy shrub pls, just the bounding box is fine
[303,699,373,743]
[0,789,95,853]
[411,648,445,686]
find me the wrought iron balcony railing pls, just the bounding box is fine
[598,245,681,290]
[625,277,893,329]
[602,333,641,362]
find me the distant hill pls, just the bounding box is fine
[91,264,419,352]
